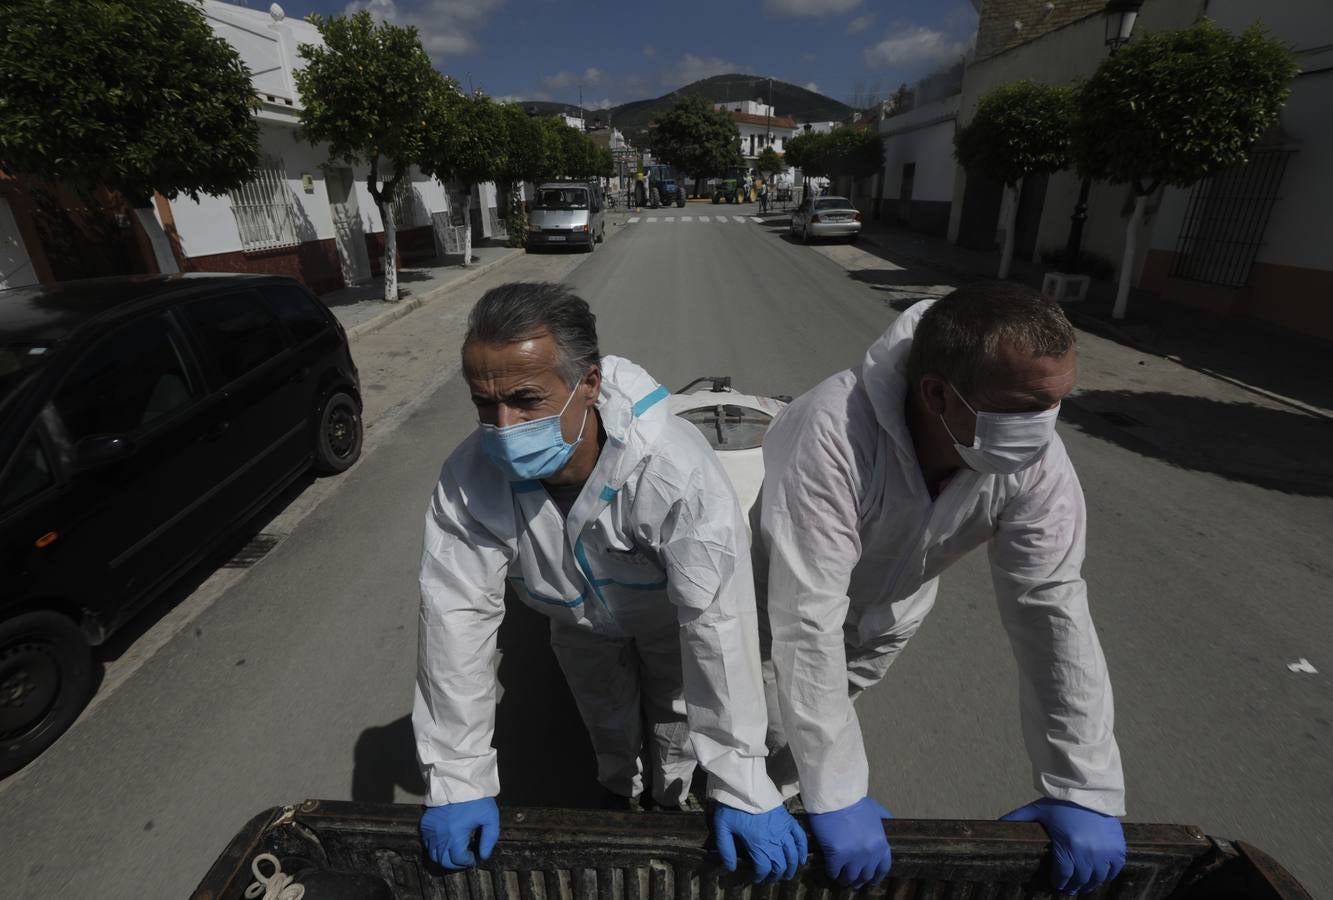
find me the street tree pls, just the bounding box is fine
[1073,19,1298,318]
[536,117,569,180]
[497,104,547,245]
[0,0,259,274]
[423,88,505,267]
[295,10,437,301]
[783,131,830,194]
[826,125,884,207]
[755,147,785,183]
[954,81,1072,279]
[652,97,742,185]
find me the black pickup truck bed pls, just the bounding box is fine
[192,801,1312,900]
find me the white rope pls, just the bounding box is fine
[244,853,305,900]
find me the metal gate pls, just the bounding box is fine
[1169,148,1294,288]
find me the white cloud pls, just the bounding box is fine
[804,81,820,92]
[343,0,503,58]
[764,0,860,16]
[847,13,875,34]
[590,98,613,110]
[543,67,602,90]
[643,45,656,58]
[863,25,967,68]
[661,54,747,87]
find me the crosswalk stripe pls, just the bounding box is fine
[628,216,640,223]
[664,217,675,222]
[732,216,748,223]
[750,217,763,224]
[647,217,658,222]
[699,215,710,222]
[681,216,693,221]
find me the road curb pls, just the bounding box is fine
[345,249,522,343]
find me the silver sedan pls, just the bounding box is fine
[790,196,863,243]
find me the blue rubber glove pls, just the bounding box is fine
[421,797,501,870]
[714,803,809,883]
[1000,798,1126,894]
[807,797,893,888]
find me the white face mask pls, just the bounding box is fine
[940,383,1060,475]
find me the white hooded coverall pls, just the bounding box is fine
[415,356,783,814]
[754,300,1125,817]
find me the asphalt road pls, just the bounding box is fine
[2,204,1329,897]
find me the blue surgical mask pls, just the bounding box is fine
[479,382,590,481]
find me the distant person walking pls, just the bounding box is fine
[759,181,769,214]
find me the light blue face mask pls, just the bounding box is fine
[479,382,590,481]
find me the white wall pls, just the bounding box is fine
[879,95,960,202]
[948,0,1206,276]
[1150,0,1333,272]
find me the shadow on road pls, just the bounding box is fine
[1064,390,1333,496]
[353,716,426,802]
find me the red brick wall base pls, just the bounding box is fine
[186,238,345,295]
[1142,249,1333,342]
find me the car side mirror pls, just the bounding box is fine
[73,434,135,471]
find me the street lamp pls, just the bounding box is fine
[1062,0,1143,266]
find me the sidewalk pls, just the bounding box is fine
[323,240,520,340]
[853,220,1333,420]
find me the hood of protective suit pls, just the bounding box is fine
[859,298,937,463]
[593,354,670,489]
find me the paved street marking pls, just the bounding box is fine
[751,217,764,223]
[681,216,693,221]
[664,217,675,222]
[647,217,658,222]
[628,216,640,223]
[699,215,710,222]
[733,216,747,223]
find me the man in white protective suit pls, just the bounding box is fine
[414,282,806,882]
[754,283,1126,894]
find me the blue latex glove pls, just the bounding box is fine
[807,797,893,888]
[714,803,809,883]
[1000,798,1126,893]
[421,797,501,870]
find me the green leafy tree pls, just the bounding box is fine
[826,125,884,206]
[1072,20,1298,318]
[536,117,569,180]
[652,97,743,182]
[784,131,831,193]
[0,0,259,274]
[954,81,1072,278]
[295,11,438,300]
[560,125,595,179]
[497,105,547,246]
[756,147,785,181]
[423,88,505,266]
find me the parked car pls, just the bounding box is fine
[526,182,605,252]
[0,273,362,776]
[790,195,863,243]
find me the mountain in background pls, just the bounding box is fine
[516,75,855,146]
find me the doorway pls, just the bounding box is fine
[325,167,371,287]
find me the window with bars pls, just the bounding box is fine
[228,157,299,252]
[1169,149,1294,288]
[391,178,421,228]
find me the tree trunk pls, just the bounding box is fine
[134,206,179,274]
[462,186,474,267]
[998,178,1022,280]
[1112,193,1148,320]
[381,200,399,302]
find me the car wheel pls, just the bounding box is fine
[314,390,362,475]
[0,610,93,777]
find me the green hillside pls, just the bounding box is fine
[515,75,854,146]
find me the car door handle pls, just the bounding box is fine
[201,421,230,442]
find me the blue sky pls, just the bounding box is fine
[243,0,979,110]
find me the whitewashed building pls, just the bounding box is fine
[714,101,799,160]
[878,94,960,236]
[158,1,500,294]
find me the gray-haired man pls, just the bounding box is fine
[755,283,1126,893]
[413,283,805,881]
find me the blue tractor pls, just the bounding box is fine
[646,164,687,208]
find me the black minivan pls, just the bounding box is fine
[0,274,362,775]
